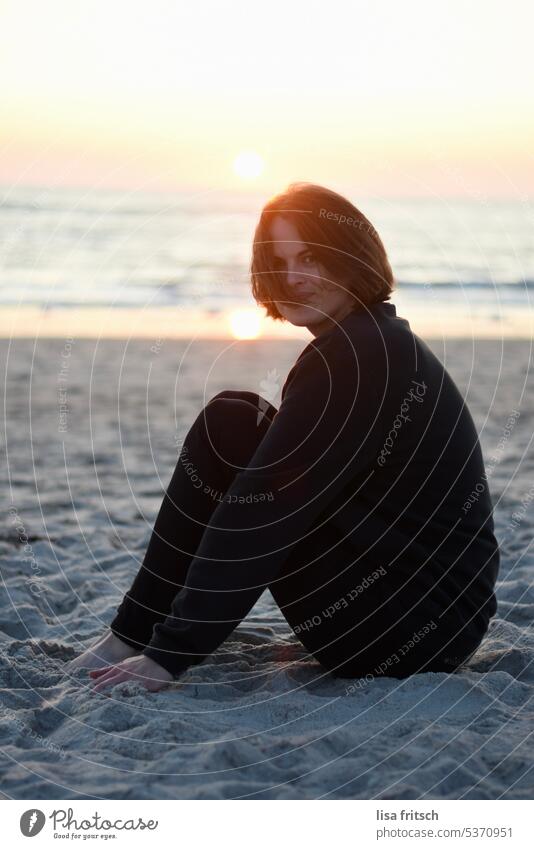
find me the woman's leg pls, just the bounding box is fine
[109,390,278,651]
[268,520,486,679]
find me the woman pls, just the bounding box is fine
[67,182,500,693]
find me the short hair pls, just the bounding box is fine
[250,182,395,321]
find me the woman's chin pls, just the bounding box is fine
[281,305,322,326]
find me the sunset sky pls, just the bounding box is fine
[1,0,533,198]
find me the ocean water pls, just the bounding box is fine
[1,185,533,330]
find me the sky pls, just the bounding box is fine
[1,0,533,198]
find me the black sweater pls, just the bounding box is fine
[142,301,500,677]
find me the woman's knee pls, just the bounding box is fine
[206,391,277,424]
[208,389,259,406]
[196,393,273,468]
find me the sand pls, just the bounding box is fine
[1,336,533,800]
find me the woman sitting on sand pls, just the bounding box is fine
[67,182,500,693]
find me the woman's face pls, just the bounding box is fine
[269,214,355,338]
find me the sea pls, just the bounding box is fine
[1,185,533,336]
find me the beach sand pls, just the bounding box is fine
[1,336,533,800]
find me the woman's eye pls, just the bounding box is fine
[272,255,315,271]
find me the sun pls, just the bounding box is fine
[232,150,265,179]
[228,308,262,340]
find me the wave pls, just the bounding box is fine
[397,280,534,290]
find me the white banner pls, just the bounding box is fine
[3,800,531,847]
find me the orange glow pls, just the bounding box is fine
[228,308,263,339]
[232,151,265,179]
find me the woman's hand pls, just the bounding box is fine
[89,654,174,693]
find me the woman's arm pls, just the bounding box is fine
[142,327,395,678]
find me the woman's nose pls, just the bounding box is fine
[286,268,304,286]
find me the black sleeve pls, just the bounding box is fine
[142,329,392,677]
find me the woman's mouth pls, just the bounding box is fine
[285,293,315,305]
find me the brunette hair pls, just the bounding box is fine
[250,182,395,321]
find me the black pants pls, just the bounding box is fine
[110,390,485,679]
